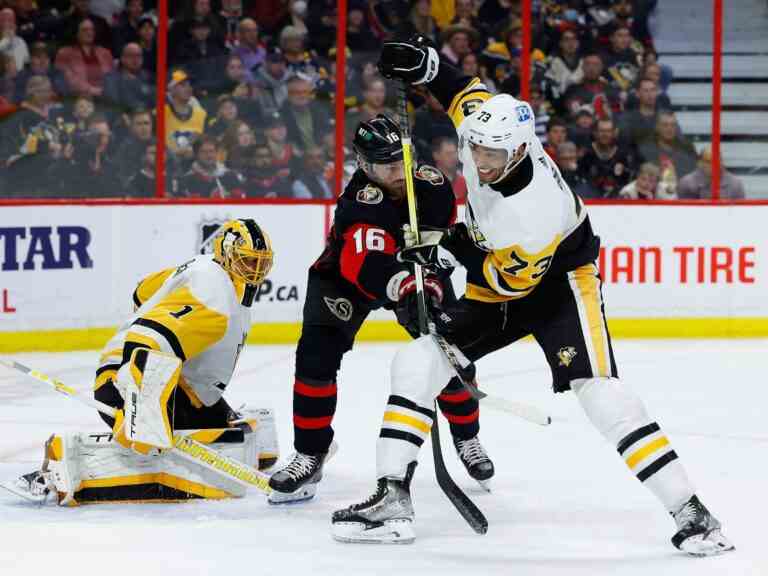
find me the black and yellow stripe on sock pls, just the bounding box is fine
[379,395,435,448]
[618,422,679,482]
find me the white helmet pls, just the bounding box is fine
[463,94,536,184]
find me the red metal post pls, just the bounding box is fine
[520,0,532,102]
[155,0,168,198]
[711,0,723,200]
[334,0,348,197]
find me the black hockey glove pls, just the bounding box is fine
[378,35,440,85]
[395,272,444,338]
[397,228,460,270]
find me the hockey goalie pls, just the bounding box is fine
[4,219,279,505]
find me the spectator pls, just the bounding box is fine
[451,0,490,46]
[346,4,378,53]
[600,23,642,94]
[255,47,290,114]
[242,140,291,198]
[440,23,478,67]
[103,42,155,118]
[12,0,59,46]
[279,73,330,154]
[201,54,263,127]
[567,106,595,156]
[345,75,394,143]
[555,141,594,198]
[173,17,228,95]
[176,135,246,198]
[637,111,697,193]
[67,94,95,134]
[170,0,226,51]
[678,147,746,200]
[641,49,674,93]
[205,93,241,141]
[625,71,672,111]
[0,8,29,72]
[580,117,634,198]
[413,87,458,164]
[65,113,120,197]
[619,161,677,200]
[292,145,332,199]
[115,107,153,186]
[482,22,523,89]
[124,142,158,197]
[220,118,255,173]
[263,110,295,182]
[59,0,113,49]
[546,29,583,102]
[14,41,70,103]
[165,69,207,166]
[460,51,496,93]
[542,116,568,161]
[399,0,439,47]
[137,16,157,75]
[113,0,146,57]
[430,135,466,202]
[273,0,309,38]
[0,52,15,104]
[306,0,337,56]
[279,25,324,81]
[529,84,551,143]
[562,51,621,119]
[233,18,265,86]
[54,18,114,98]
[619,78,665,148]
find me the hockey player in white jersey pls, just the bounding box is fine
[5,218,280,505]
[331,37,734,556]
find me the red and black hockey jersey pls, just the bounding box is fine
[312,166,457,308]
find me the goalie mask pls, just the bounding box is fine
[213,219,273,286]
[461,94,536,185]
[353,115,406,194]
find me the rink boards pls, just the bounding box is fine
[0,203,766,351]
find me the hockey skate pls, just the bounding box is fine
[268,451,327,504]
[0,435,57,504]
[671,495,734,556]
[331,462,417,544]
[453,435,494,490]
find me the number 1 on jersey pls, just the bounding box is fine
[169,305,193,319]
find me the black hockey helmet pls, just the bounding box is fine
[353,114,403,165]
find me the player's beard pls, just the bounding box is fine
[385,178,406,202]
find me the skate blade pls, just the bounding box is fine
[475,478,492,493]
[677,530,735,557]
[332,519,415,544]
[268,482,318,505]
[0,480,50,504]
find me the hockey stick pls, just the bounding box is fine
[0,359,273,495]
[397,83,488,535]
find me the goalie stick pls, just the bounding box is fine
[397,83,488,535]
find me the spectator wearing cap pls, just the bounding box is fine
[14,41,70,103]
[555,141,594,198]
[0,8,29,72]
[291,145,332,199]
[170,0,227,51]
[205,94,241,142]
[233,18,265,85]
[440,23,478,66]
[176,135,246,198]
[58,0,113,50]
[580,117,635,198]
[112,0,147,57]
[137,16,157,75]
[280,73,330,155]
[600,23,643,94]
[678,147,745,201]
[103,42,155,118]
[242,140,291,198]
[115,107,153,187]
[637,111,697,193]
[263,111,295,181]
[255,47,290,113]
[562,52,621,120]
[398,0,439,47]
[165,69,207,165]
[431,136,467,202]
[54,18,114,98]
[619,161,677,201]
[173,17,228,94]
[545,29,584,99]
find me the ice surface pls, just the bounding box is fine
[1,340,766,576]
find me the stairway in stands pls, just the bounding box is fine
[654,0,768,198]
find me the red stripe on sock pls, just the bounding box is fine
[438,389,472,403]
[294,379,337,398]
[443,409,479,424]
[293,414,334,429]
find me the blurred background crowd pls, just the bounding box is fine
[0,0,749,200]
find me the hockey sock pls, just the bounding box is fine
[377,395,435,479]
[437,376,479,440]
[292,376,337,455]
[573,377,694,513]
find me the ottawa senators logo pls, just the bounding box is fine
[323,297,353,322]
[557,346,578,367]
[415,165,445,186]
[356,184,383,205]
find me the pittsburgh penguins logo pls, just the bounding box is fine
[415,165,445,186]
[324,297,353,322]
[557,346,578,367]
[356,184,383,205]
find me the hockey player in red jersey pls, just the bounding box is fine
[268,115,494,503]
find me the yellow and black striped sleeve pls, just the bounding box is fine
[132,268,175,310]
[426,58,493,129]
[124,286,228,364]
